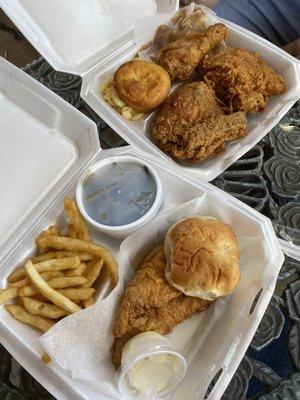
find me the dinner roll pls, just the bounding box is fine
[114,59,171,112]
[165,216,240,300]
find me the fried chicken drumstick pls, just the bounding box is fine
[112,246,211,368]
[156,23,228,81]
[152,81,247,163]
[201,48,285,113]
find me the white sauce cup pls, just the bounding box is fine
[116,332,187,399]
[76,156,163,239]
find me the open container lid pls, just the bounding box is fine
[0,0,179,75]
[0,57,100,265]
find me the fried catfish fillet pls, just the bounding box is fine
[201,48,285,113]
[156,23,228,81]
[112,246,211,368]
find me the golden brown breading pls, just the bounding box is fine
[152,81,247,162]
[112,246,211,368]
[112,293,210,369]
[152,81,222,146]
[156,23,228,81]
[114,59,171,113]
[163,112,247,162]
[113,246,181,338]
[201,48,285,113]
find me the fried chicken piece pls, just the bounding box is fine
[112,246,211,368]
[152,81,247,162]
[201,48,285,113]
[166,112,247,162]
[152,81,222,146]
[156,23,228,81]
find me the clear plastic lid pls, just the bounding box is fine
[0,0,179,75]
[116,332,187,400]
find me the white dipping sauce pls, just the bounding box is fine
[118,332,187,399]
[127,353,180,396]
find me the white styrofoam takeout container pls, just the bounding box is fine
[0,132,283,400]
[0,0,293,398]
[0,56,284,400]
[1,0,299,183]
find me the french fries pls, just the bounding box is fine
[9,270,63,289]
[0,197,117,365]
[18,276,87,297]
[65,263,86,277]
[58,288,95,301]
[82,297,94,308]
[0,288,18,305]
[25,262,81,314]
[67,224,77,239]
[31,251,92,263]
[37,225,60,239]
[22,297,68,319]
[8,257,80,283]
[83,259,103,288]
[36,226,60,254]
[36,236,118,287]
[64,198,92,242]
[5,304,55,332]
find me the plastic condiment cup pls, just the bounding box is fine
[116,332,187,400]
[76,156,163,239]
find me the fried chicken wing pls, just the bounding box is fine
[201,48,285,113]
[112,246,211,368]
[152,81,247,162]
[167,112,247,162]
[156,23,228,81]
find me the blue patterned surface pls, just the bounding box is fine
[0,57,298,400]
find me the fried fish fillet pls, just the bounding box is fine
[113,246,181,338]
[112,246,211,368]
[201,48,285,113]
[152,81,247,162]
[156,23,228,81]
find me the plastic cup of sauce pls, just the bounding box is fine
[116,332,187,399]
[76,156,163,239]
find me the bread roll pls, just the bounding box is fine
[165,217,240,300]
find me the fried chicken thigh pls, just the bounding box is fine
[112,246,211,368]
[201,48,285,113]
[156,23,228,81]
[152,81,247,162]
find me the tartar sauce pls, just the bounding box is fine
[127,353,180,396]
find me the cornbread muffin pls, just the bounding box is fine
[114,59,171,113]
